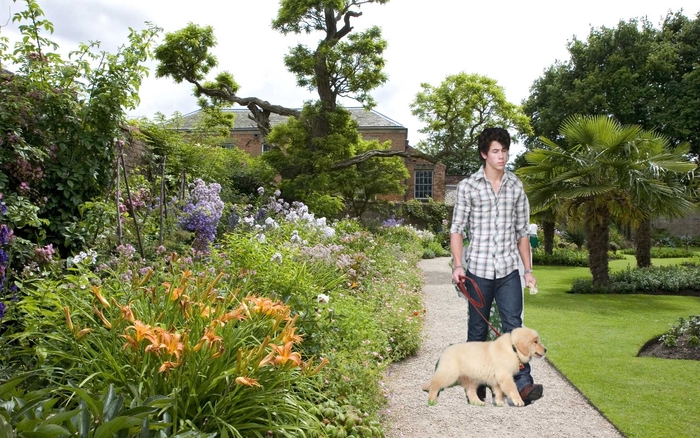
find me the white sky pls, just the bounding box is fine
[2,0,698,158]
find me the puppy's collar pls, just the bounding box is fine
[512,344,525,370]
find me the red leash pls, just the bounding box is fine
[456,274,502,338]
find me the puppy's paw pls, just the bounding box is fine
[511,397,525,407]
[468,399,486,406]
[427,400,437,406]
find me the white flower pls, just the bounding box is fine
[265,217,279,229]
[257,187,264,195]
[257,233,266,243]
[317,293,330,303]
[271,252,283,263]
[322,226,336,238]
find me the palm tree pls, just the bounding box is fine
[517,116,695,286]
[624,132,696,267]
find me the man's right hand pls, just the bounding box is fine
[452,265,466,284]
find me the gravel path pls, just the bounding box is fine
[380,257,625,438]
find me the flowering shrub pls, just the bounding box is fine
[5,254,327,435]
[179,179,225,251]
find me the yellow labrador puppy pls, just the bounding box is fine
[422,327,546,407]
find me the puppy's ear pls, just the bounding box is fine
[512,329,529,357]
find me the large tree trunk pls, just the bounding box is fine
[584,203,610,287]
[635,219,652,268]
[542,220,555,255]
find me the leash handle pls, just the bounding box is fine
[456,274,502,338]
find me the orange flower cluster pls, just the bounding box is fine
[65,272,329,382]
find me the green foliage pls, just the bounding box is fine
[0,2,161,252]
[523,12,700,156]
[154,23,219,85]
[337,140,409,217]
[619,247,694,258]
[570,265,700,294]
[659,315,700,348]
[519,115,696,285]
[265,105,359,216]
[411,72,533,175]
[0,377,172,438]
[533,248,624,267]
[560,226,586,250]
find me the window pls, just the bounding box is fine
[414,169,433,200]
[262,143,273,153]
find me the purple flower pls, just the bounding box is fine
[0,302,5,318]
[179,179,224,251]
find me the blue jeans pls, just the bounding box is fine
[463,269,533,391]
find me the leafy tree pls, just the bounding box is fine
[518,116,695,286]
[153,1,423,214]
[0,0,160,252]
[523,11,700,155]
[335,139,409,217]
[411,73,532,175]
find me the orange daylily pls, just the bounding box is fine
[63,306,74,333]
[76,327,93,339]
[159,329,185,360]
[246,296,290,318]
[158,360,180,373]
[218,306,247,324]
[90,286,110,307]
[271,342,302,367]
[111,298,136,323]
[93,306,112,329]
[121,320,156,351]
[280,324,303,344]
[235,376,261,387]
[193,327,223,352]
[303,357,330,376]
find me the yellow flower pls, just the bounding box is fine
[235,376,260,387]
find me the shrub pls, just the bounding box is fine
[619,247,694,258]
[533,248,624,267]
[570,265,700,294]
[659,316,700,348]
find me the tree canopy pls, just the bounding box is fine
[154,0,421,214]
[411,73,532,175]
[523,11,700,156]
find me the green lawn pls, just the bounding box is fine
[526,256,700,438]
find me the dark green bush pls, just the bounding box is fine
[533,248,624,267]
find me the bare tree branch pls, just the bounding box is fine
[191,80,300,135]
[336,11,362,40]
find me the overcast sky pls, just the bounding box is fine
[2,0,698,158]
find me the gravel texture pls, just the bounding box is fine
[380,257,625,438]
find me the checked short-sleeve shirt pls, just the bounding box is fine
[450,166,530,280]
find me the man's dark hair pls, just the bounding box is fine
[477,127,511,162]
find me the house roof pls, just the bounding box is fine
[177,107,406,131]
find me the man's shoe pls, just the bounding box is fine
[519,384,543,406]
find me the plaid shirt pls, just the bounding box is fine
[450,167,530,279]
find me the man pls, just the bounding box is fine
[449,127,543,406]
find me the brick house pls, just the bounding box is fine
[178,107,447,202]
